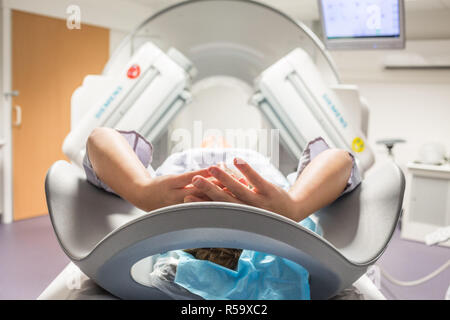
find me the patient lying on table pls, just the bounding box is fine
[83,127,361,299]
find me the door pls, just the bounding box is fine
[12,10,109,220]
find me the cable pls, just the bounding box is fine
[378,260,450,287]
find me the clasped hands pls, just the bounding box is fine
[145,157,301,221]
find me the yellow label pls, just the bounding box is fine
[352,137,365,153]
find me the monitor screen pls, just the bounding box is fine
[319,0,405,49]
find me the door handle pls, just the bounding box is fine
[4,90,19,99]
[13,105,22,126]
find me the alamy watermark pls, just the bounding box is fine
[66,5,81,30]
[169,121,281,169]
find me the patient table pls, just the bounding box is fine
[42,159,403,299]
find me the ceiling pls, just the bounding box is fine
[4,0,448,40]
[127,0,450,20]
[122,0,450,39]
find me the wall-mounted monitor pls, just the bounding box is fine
[318,0,405,50]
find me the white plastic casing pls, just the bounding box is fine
[254,48,374,172]
[62,42,192,166]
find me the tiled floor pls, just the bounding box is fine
[0,215,449,300]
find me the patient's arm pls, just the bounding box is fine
[189,149,353,222]
[288,149,353,220]
[86,127,210,212]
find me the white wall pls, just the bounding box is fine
[357,82,450,167]
[109,30,128,57]
[330,40,450,170]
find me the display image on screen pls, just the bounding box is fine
[321,0,401,39]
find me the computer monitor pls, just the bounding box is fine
[318,0,405,50]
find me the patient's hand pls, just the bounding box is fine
[138,169,212,211]
[187,158,299,221]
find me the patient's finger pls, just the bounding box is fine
[233,158,270,193]
[178,184,213,199]
[207,166,257,204]
[184,195,209,203]
[170,169,211,188]
[191,176,242,203]
[185,177,224,189]
[210,178,225,189]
